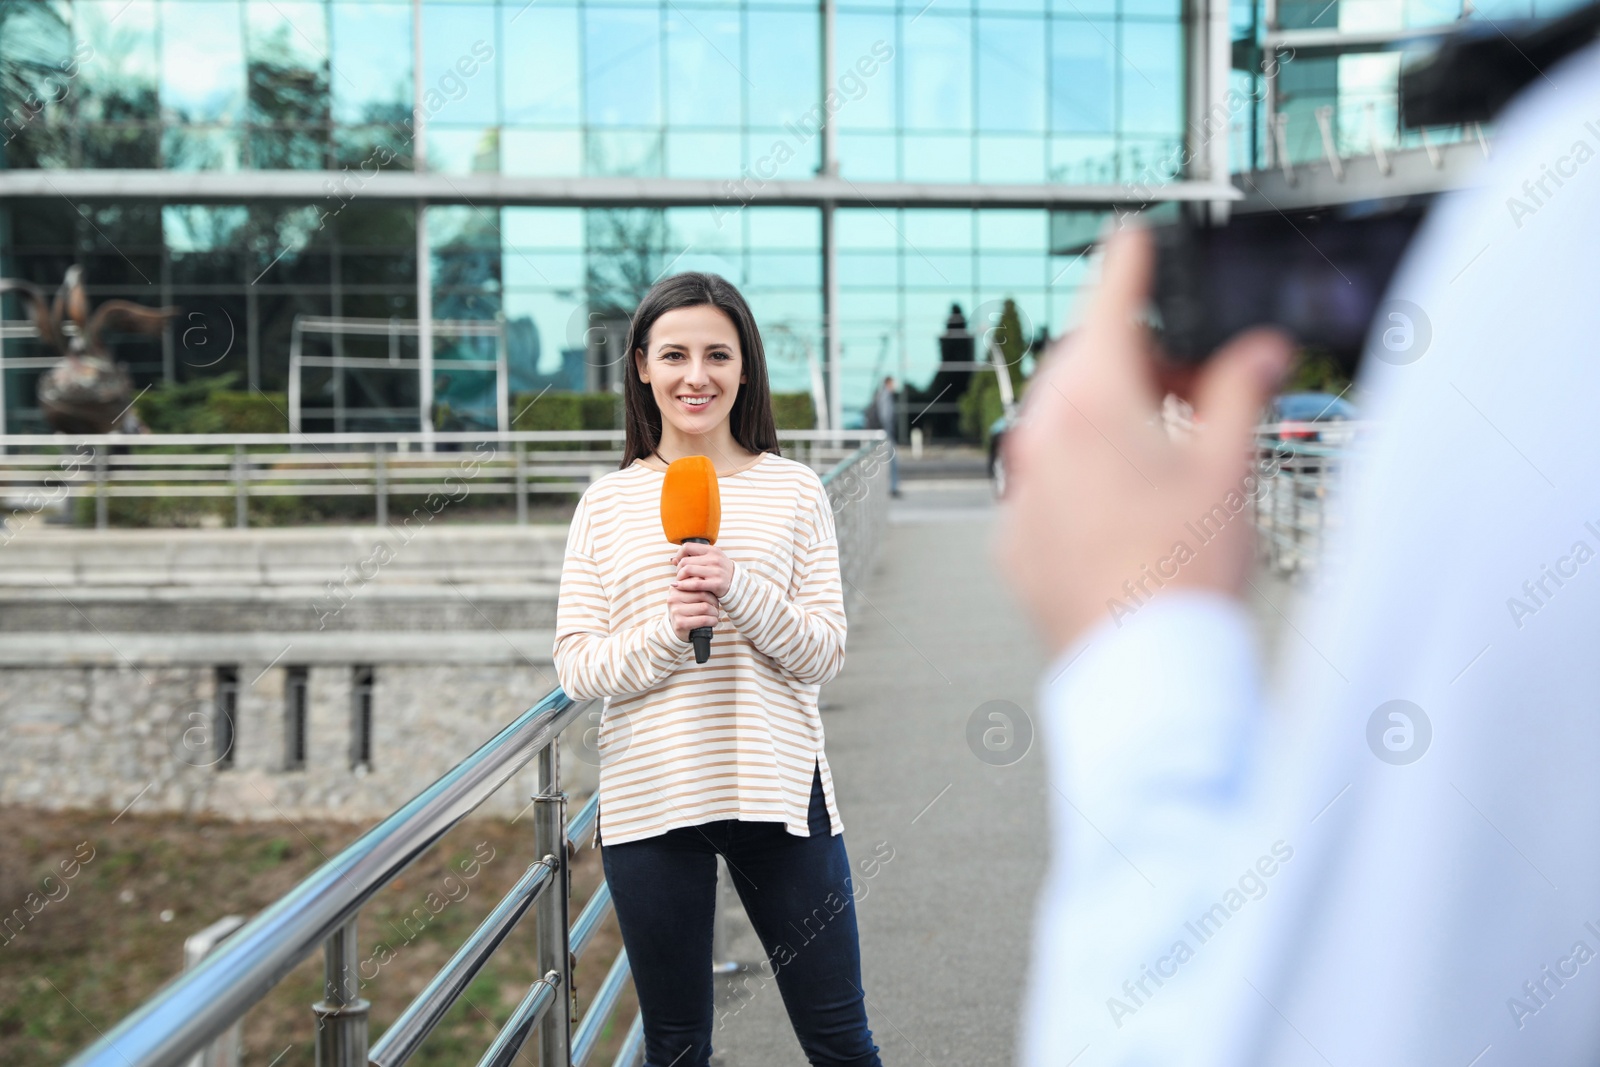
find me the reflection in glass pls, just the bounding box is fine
[330,2,412,127]
[977,17,1046,133]
[901,14,972,131]
[665,8,742,128]
[1050,23,1115,134]
[78,0,160,125]
[160,1,245,124]
[501,129,583,177]
[585,8,662,127]
[748,12,821,130]
[162,127,243,172]
[421,3,498,127]
[83,125,161,168]
[586,129,663,177]
[503,6,580,124]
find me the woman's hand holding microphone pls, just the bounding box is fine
[666,542,735,644]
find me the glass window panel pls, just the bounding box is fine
[1049,134,1119,182]
[162,127,243,171]
[977,17,1045,133]
[331,2,412,126]
[747,208,820,249]
[585,9,662,127]
[839,251,899,288]
[83,126,162,168]
[978,252,1045,289]
[1120,138,1179,184]
[503,290,587,385]
[976,134,1047,182]
[837,132,897,180]
[746,251,820,287]
[666,206,745,254]
[586,130,663,176]
[503,207,586,250]
[504,250,584,289]
[333,127,414,172]
[665,8,742,127]
[666,131,743,179]
[901,133,973,182]
[250,128,329,170]
[748,12,821,128]
[79,0,159,124]
[903,252,973,288]
[1050,21,1115,134]
[746,130,821,180]
[429,205,501,251]
[1119,21,1180,136]
[835,15,897,130]
[171,293,249,383]
[502,6,580,124]
[976,0,1046,12]
[901,14,971,131]
[1122,0,1180,14]
[426,127,499,173]
[903,208,972,249]
[502,129,583,177]
[83,252,162,288]
[976,210,1047,250]
[903,291,960,368]
[340,251,417,285]
[837,207,902,249]
[160,1,245,123]
[745,289,822,331]
[1052,0,1116,16]
[421,3,499,126]
[257,291,333,390]
[246,1,330,125]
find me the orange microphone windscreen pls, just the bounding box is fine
[660,455,721,544]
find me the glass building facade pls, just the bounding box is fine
[4,0,1558,431]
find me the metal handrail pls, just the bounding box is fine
[0,429,887,531]
[63,687,592,1067]
[61,438,893,1067]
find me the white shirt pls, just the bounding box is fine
[1020,42,1600,1067]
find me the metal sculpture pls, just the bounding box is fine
[0,267,177,433]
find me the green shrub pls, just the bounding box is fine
[134,373,289,434]
[771,392,816,430]
[958,299,1029,447]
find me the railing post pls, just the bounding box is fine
[313,918,370,1067]
[515,442,528,526]
[233,445,247,529]
[375,447,388,528]
[533,744,572,1066]
[94,446,108,530]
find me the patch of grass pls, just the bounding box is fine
[0,806,632,1067]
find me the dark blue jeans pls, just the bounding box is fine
[600,762,883,1067]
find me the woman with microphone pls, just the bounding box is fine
[553,271,883,1067]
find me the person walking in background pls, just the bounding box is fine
[553,271,882,1067]
[870,375,902,498]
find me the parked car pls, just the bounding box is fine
[1267,392,1357,445]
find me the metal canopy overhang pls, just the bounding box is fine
[0,169,1243,209]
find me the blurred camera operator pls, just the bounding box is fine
[997,37,1600,1067]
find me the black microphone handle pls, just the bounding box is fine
[685,536,713,663]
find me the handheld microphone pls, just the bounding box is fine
[660,455,723,664]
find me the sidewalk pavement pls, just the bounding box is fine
[708,479,1052,1065]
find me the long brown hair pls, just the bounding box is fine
[619,272,782,470]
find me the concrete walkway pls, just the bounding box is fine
[710,479,1053,1065]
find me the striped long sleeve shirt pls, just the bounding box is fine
[553,450,848,846]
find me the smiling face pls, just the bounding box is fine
[635,303,747,450]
